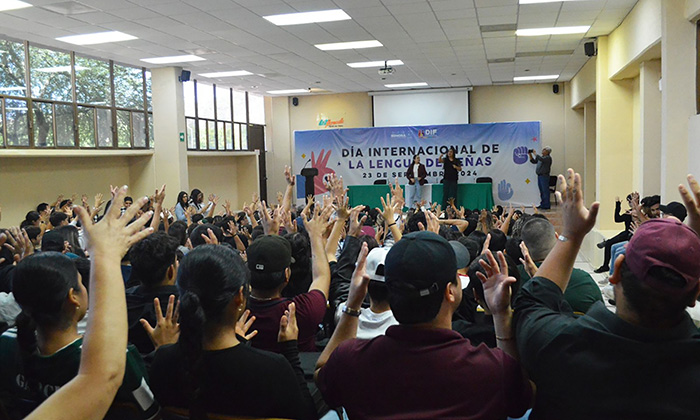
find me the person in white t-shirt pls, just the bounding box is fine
[406,154,428,208]
[336,247,398,339]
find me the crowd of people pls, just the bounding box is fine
[0,164,698,420]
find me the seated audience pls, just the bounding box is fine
[126,232,180,355]
[514,170,700,420]
[149,245,316,419]
[519,217,602,313]
[315,233,532,419]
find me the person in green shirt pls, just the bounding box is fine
[518,216,602,314]
[1,251,159,419]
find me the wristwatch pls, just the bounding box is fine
[342,306,362,317]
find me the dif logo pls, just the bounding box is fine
[418,129,437,138]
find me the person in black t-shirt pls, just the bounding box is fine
[439,147,462,208]
[149,245,317,420]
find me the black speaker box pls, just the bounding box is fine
[292,97,299,106]
[584,41,596,57]
[178,70,191,82]
[553,84,559,94]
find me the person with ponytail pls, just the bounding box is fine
[149,244,317,420]
[0,187,158,420]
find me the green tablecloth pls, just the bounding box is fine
[347,183,493,210]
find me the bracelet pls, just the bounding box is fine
[342,306,362,317]
[387,222,396,227]
[557,234,569,242]
[495,335,514,341]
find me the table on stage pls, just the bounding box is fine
[347,183,494,210]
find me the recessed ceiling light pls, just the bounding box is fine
[35,65,87,73]
[0,0,32,12]
[384,82,429,89]
[140,55,205,64]
[513,75,559,81]
[347,60,404,68]
[199,70,253,78]
[56,31,137,45]
[267,89,309,95]
[264,9,351,26]
[516,26,590,36]
[315,40,382,51]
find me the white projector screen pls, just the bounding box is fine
[372,89,469,127]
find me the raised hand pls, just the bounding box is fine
[556,169,599,241]
[235,309,258,341]
[284,165,296,186]
[201,228,220,245]
[348,206,367,238]
[2,227,33,263]
[278,302,298,343]
[303,199,331,240]
[476,250,516,316]
[140,295,180,349]
[153,184,166,206]
[679,175,700,235]
[259,200,282,235]
[481,233,492,255]
[346,243,371,310]
[74,186,153,259]
[519,241,538,278]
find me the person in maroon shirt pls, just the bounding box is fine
[315,232,533,420]
[246,206,330,353]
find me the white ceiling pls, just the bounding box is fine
[0,0,637,95]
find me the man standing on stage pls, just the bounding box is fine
[439,147,462,208]
[528,147,552,210]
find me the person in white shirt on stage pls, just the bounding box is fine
[406,154,428,208]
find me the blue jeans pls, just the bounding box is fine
[610,241,628,275]
[537,175,550,208]
[406,183,427,207]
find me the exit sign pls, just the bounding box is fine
[179,132,185,142]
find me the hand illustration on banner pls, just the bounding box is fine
[513,146,529,164]
[311,149,336,195]
[498,179,514,201]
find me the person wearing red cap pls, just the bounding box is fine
[511,169,700,420]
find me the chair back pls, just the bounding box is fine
[475,177,492,184]
[548,175,558,188]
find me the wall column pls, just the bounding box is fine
[596,36,634,231]
[639,60,662,196]
[660,1,695,201]
[151,67,189,195]
[583,101,597,208]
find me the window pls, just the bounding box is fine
[75,56,110,106]
[114,64,144,110]
[184,80,264,152]
[249,93,265,125]
[0,37,153,149]
[29,46,72,102]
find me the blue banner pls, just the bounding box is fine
[294,122,542,206]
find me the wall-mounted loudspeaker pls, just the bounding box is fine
[584,41,596,57]
[292,97,299,106]
[553,84,560,94]
[178,70,191,82]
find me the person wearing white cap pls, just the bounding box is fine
[335,247,398,339]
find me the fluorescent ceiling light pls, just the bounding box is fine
[0,0,32,12]
[140,55,205,64]
[347,60,404,68]
[384,82,429,88]
[35,65,87,73]
[315,40,382,51]
[56,31,137,45]
[267,89,309,95]
[199,70,253,78]
[6,107,28,111]
[519,0,588,3]
[264,9,351,26]
[516,26,590,36]
[513,75,559,81]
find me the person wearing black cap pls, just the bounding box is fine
[315,234,532,419]
[246,212,330,353]
[660,201,687,222]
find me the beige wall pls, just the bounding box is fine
[608,0,662,79]
[570,58,596,108]
[0,155,133,226]
[187,153,259,210]
[470,83,582,176]
[686,0,700,20]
